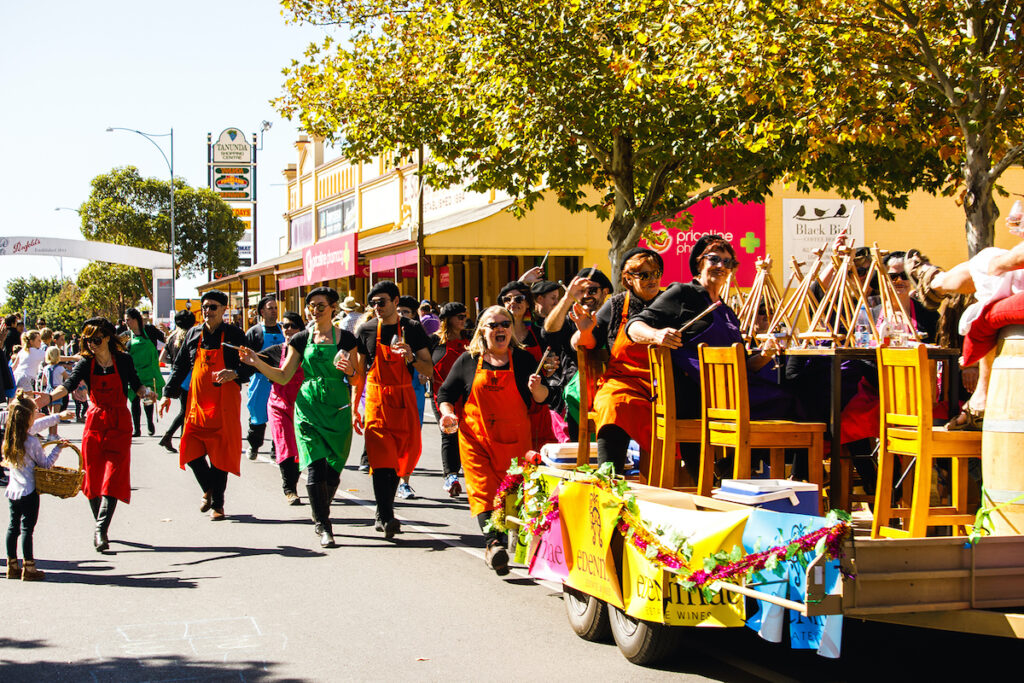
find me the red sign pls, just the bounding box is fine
[638,199,766,288]
[439,265,450,288]
[303,233,358,282]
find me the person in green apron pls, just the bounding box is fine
[238,287,360,548]
[123,308,166,437]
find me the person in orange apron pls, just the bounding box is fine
[351,281,433,539]
[429,302,470,497]
[573,248,664,473]
[37,317,154,552]
[437,305,549,575]
[158,290,254,520]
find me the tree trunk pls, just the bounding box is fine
[963,137,998,258]
[606,213,640,292]
[605,132,641,292]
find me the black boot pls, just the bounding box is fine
[95,496,117,552]
[306,483,336,548]
[158,432,177,453]
[88,496,101,520]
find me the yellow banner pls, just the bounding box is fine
[560,482,624,609]
[622,541,667,623]
[663,510,749,627]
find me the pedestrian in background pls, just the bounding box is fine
[244,296,285,461]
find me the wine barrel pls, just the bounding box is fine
[981,325,1024,535]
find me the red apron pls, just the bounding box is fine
[458,352,532,515]
[431,338,468,414]
[592,292,653,451]
[179,330,243,475]
[365,322,421,477]
[522,326,557,450]
[82,358,134,502]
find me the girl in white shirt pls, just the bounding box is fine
[11,330,46,391]
[2,390,73,581]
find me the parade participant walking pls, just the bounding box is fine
[573,248,664,473]
[437,305,550,575]
[240,288,358,547]
[351,281,432,539]
[430,302,470,497]
[263,312,305,506]
[396,296,427,499]
[4,391,72,581]
[158,291,254,520]
[157,310,197,453]
[123,308,166,437]
[36,318,155,552]
[244,296,285,461]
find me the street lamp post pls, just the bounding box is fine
[53,206,81,280]
[106,126,176,308]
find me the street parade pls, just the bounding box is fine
[3,0,1024,679]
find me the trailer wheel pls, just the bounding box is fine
[563,586,611,641]
[609,605,677,665]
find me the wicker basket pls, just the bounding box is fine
[34,441,84,499]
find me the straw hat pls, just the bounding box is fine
[340,296,361,313]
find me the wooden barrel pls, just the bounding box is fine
[982,325,1024,535]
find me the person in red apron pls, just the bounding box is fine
[37,317,153,552]
[573,248,664,473]
[498,281,559,450]
[352,281,433,539]
[437,305,549,575]
[158,290,254,520]
[430,302,470,497]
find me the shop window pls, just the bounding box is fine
[318,197,356,238]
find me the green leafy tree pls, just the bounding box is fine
[276,0,943,280]
[1,275,66,325]
[37,282,90,336]
[777,0,1024,256]
[79,166,246,277]
[76,262,149,322]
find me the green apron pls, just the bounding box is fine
[294,327,352,472]
[126,328,166,401]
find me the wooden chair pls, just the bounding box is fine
[647,347,702,489]
[697,343,827,513]
[575,346,609,466]
[871,345,981,539]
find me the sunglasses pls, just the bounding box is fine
[282,323,299,331]
[307,302,330,312]
[201,303,221,311]
[485,320,513,329]
[888,271,909,281]
[368,298,389,308]
[85,336,105,345]
[626,270,661,283]
[704,253,738,269]
[502,294,527,304]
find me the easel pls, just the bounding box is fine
[736,256,783,346]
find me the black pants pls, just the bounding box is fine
[476,511,502,546]
[596,424,630,475]
[162,392,189,441]
[305,458,341,488]
[279,458,300,495]
[7,491,40,560]
[372,468,399,522]
[75,399,89,421]
[247,422,267,452]
[131,397,155,433]
[440,431,461,476]
[187,457,229,509]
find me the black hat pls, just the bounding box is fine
[439,302,467,319]
[398,295,419,312]
[575,268,613,292]
[621,247,664,273]
[174,309,196,329]
[201,290,229,306]
[498,280,532,301]
[256,295,277,314]
[530,280,560,296]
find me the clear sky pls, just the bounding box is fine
[0,1,334,301]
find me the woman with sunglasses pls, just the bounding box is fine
[429,302,470,497]
[159,290,255,521]
[498,280,559,450]
[264,312,306,506]
[627,235,790,422]
[122,307,166,438]
[36,317,156,552]
[573,248,664,473]
[437,306,550,575]
[239,288,359,548]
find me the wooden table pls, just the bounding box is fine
[783,345,962,511]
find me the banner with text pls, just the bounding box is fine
[782,199,863,274]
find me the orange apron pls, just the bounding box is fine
[364,322,421,477]
[179,329,243,475]
[459,352,532,516]
[592,292,653,451]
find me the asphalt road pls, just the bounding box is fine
[1,404,1021,681]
